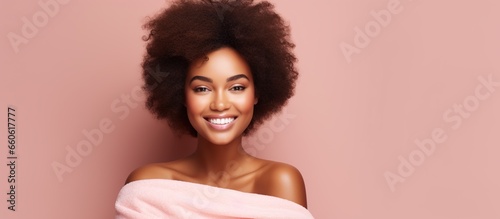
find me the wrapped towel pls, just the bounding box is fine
[115,179,315,219]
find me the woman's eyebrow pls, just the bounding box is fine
[226,74,249,82]
[190,76,212,84]
[190,74,249,84]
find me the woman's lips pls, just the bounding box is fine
[204,117,237,130]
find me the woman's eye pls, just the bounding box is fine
[230,86,246,91]
[194,87,209,92]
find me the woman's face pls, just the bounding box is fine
[185,47,257,145]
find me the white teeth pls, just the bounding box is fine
[209,117,234,125]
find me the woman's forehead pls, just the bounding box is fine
[187,47,253,80]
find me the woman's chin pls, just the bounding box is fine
[206,137,235,146]
[199,132,241,146]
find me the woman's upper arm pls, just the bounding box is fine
[262,163,308,208]
[125,164,168,184]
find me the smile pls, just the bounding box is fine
[204,116,237,130]
[206,117,236,125]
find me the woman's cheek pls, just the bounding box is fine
[187,95,205,113]
[234,94,255,113]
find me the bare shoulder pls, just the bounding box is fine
[125,161,180,184]
[256,160,308,208]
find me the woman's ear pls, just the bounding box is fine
[254,97,258,105]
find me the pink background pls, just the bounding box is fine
[1,0,500,218]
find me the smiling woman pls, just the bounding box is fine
[114,0,314,218]
[185,48,257,146]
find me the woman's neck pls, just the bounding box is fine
[192,135,249,177]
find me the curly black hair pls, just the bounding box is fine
[142,0,298,136]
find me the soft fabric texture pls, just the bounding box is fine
[115,179,315,219]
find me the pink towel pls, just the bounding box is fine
[115,179,315,219]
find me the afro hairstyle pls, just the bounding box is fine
[141,0,298,136]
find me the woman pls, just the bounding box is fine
[115,0,314,218]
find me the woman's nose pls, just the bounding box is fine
[210,92,231,111]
